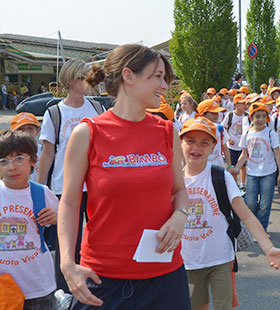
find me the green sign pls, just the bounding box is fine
[17,63,42,71]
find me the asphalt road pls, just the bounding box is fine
[1,109,280,309]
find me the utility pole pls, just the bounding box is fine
[239,0,242,73]
[58,30,66,64]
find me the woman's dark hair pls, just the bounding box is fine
[0,130,37,174]
[86,44,173,97]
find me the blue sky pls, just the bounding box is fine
[0,0,279,47]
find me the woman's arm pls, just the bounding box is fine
[232,197,280,269]
[37,140,55,184]
[157,127,189,253]
[58,122,103,306]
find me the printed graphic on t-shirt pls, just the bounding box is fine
[0,205,40,266]
[248,137,269,164]
[61,117,84,139]
[103,152,168,168]
[182,186,220,242]
[231,121,242,137]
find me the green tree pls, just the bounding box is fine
[244,0,279,90]
[170,0,238,101]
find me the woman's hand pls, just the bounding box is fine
[266,247,280,270]
[156,211,186,253]
[37,208,57,225]
[62,263,104,306]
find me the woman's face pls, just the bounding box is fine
[129,58,168,109]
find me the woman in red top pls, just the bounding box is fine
[58,44,191,309]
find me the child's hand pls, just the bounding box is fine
[266,247,280,270]
[229,139,235,146]
[37,208,57,226]
[228,167,237,175]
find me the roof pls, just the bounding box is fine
[0,33,118,64]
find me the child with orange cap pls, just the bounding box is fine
[222,94,248,189]
[180,116,280,310]
[10,112,41,182]
[196,99,233,172]
[218,88,230,109]
[206,87,216,99]
[227,89,237,112]
[259,83,268,97]
[235,103,280,232]
[242,93,262,133]
[271,97,280,136]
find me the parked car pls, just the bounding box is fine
[16,92,114,116]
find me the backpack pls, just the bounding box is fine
[274,111,279,132]
[211,165,241,272]
[46,98,104,185]
[29,181,47,253]
[227,111,249,131]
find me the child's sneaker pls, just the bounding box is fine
[239,184,246,196]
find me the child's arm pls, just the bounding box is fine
[37,208,57,225]
[37,140,55,184]
[273,147,280,185]
[222,144,234,173]
[232,197,280,269]
[234,148,248,172]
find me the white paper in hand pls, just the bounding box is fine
[133,229,174,263]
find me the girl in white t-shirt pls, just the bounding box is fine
[178,92,197,124]
[180,117,280,310]
[235,103,280,231]
[37,59,102,293]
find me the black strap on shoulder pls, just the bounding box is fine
[211,165,241,272]
[87,98,104,115]
[227,111,233,130]
[46,104,61,187]
[275,114,278,132]
[47,104,61,148]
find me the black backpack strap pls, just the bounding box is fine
[46,104,61,187]
[275,114,278,132]
[87,98,104,115]
[47,104,61,148]
[211,165,241,272]
[227,111,233,130]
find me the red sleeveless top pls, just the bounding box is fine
[80,111,183,279]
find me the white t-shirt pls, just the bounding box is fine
[1,84,7,95]
[208,124,229,167]
[179,111,196,124]
[239,127,279,176]
[40,98,100,195]
[0,181,59,299]
[181,163,241,270]
[271,112,280,142]
[222,112,245,151]
[226,101,234,112]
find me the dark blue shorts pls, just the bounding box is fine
[70,265,191,310]
[229,149,246,166]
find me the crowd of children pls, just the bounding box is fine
[1,56,280,310]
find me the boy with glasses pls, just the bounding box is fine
[0,130,58,310]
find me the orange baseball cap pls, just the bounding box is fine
[245,93,261,105]
[237,86,250,95]
[260,83,268,89]
[146,103,174,121]
[233,93,247,105]
[261,95,275,105]
[212,95,222,102]
[249,103,270,122]
[197,99,226,115]
[267,87,280,95]
[179,90,192,97]
[10,112,40,130]
[276,97,280,107]
[228,89,238,96]
[218,88,229,95]
[206,88,216,95]
[179,117,217,144]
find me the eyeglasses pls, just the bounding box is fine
[0,155,30,168]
